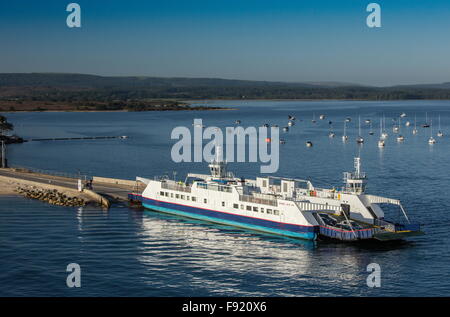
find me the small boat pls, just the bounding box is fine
[120,135,128,139]
[263,123,269,128]
[345,117,351,122]
[378,139,385,147]
[288,115,296,121]
[279,139,286,144]
[306,141,313,147]
[329,131,336,138]
[397,135,405,142]
[405,121,411,127]
[393,126,399,133]
[400,112,407,118]
[235,120,241,124]
[320,114,326,120]
[342,135,348,142]
[288,121,295,127]
[365,119,371,124]
[283,127,289,132]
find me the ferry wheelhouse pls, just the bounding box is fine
[129,151,423,242]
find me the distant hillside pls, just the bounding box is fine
[1,73,450,111]
[0,73,330,89]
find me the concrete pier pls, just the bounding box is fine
[0,168,145,208]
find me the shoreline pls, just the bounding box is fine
[0,107,235,113]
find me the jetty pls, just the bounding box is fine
[0,167,145,208]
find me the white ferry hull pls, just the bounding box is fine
[139,195,318,240]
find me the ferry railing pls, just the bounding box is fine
[197,182,232,193]
[239,194,278,207]
[161,181,192,193]
[295,201,342,213]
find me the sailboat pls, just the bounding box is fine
[397,117,405,142]
[356,116,364,144]
[393,118,399,133]
[412,114,418,135]
[422,112,430,128]
[381,115,388,139]
[328,123,335,138]
[437,114,444,137]
[378,119,385,148]
[429,119,436,144]
[342,119,348,142]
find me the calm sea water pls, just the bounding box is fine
[1,100,450,296]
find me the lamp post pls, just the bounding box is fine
[1,141,6,168]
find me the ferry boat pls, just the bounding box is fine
[129,150,423,242]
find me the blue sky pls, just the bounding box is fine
[1,0,450,86]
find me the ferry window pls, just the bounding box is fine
[266,209,272,214]
[186,196,190,200]
[283,183,287,192]
[176,194,180,199]
[165,192,169,197]
[240,204,244,209]
[261,208,264,212]
[246,206,252,211]
[192,197,196,202]
[233,203,239,209]
[274,210,279,216]
[222,202,225,207]
[160,191,164,196]
[263,180,267,187]
[204,198,207,204]
[181,195,185,200]
[253,207,258,212]
[170,193,174,198]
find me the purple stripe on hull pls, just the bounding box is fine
[139,195,318,235]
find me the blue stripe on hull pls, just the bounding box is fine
[141,197,317,241]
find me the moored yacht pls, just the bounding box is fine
[356,116,364,144]
[437,114,444,137]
